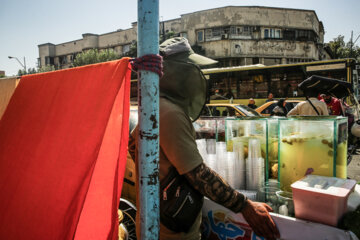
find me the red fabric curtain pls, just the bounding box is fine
[0,59,131,240]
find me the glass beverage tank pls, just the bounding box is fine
[278,116,347,192]
[194,117,227,141]
[225,118,268,183]
[267,117,282,180]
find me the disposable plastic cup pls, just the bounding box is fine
[206,154,217,171]
[276,190,295,217]
[206,139,216,154]
[237,189,257,201]
[257,186,281,212]
[248,138,261,159]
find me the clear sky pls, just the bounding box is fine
[1,0,359,76]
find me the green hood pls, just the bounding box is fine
[160,59,207,122]
[159,37,217,121]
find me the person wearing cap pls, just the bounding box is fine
[247,98,257,109]
[129,37,280,240]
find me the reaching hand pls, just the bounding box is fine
[241,200,280,240]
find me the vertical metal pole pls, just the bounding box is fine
[23,57,26,73]
[137,0,160,239]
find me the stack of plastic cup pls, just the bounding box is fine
[206,154,217,171]
[232,140,245,189]
[216,141,227,179]
[206,139,216,155]
[237,190,257,201]
[224,151,237,188]
[246,138,265,191]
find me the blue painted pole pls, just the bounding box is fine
[137,0,160,239]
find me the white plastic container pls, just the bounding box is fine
[291,175,356,226]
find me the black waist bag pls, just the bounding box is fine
[160,167,204,233]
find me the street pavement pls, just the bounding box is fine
[348,150,360,182]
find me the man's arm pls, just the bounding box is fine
[184,162,247,212]
[184,163,280,240]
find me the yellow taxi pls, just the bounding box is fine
[255,100,303,116]
[202,103,261,117]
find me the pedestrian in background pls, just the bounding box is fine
[266,93,274,102]
[287,89,328,116]
[271,98,287,116]
[247,98,257,109]
[320,93,342,115]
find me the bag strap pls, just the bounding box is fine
[306,97,320,116]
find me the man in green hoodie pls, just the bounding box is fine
[129,37,280,240]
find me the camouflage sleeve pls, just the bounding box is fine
[184,163,248,213]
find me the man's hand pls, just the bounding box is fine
[241,199,280,240]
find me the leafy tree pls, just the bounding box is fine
[0,73,5,78]
[38,65,55,73]
[73,48,120,67]
[328,35,360,59]
[27,68,37,74]
[17,69,26,76]
[16,67,40,76]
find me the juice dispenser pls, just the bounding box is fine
[278,116,347,192]
[267,117,282,179]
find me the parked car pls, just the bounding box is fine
[201,103,261,117]
[255,100,303,116]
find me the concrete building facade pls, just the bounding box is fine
[38,6,328,69]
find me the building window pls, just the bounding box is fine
[59,55,67,65]
[229,26,252,39]
[45,56,54,65]
[296,30,315,41]
[180,32,188,39]
[283,29,296,40]
[197,30,204,42]
[204,29,212,40]
[264,28,281,39]
[70,53,77,62]
[275,29,281,38]
[122,44,131,54]
[264,29,269,38]
[212,28,221,37]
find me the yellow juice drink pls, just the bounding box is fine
[268,137,278,179]
[336,141,347,178]
[279,136,335,192]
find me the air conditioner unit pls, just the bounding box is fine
[356,65,360,70]
[221,34,228,39]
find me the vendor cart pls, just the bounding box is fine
[198,75,360,240]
